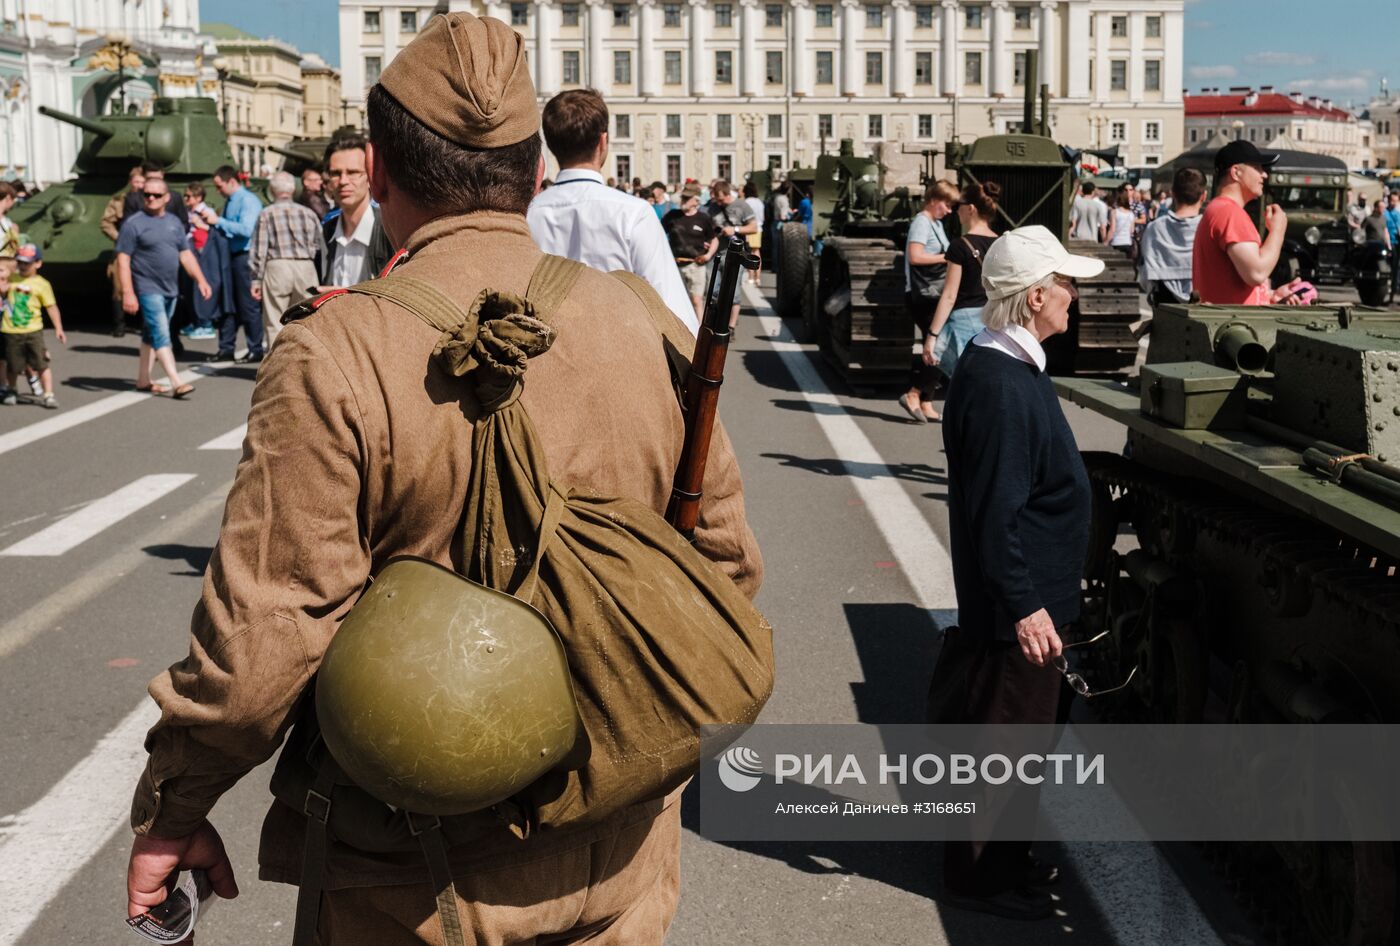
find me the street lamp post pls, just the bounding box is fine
[213,57,230,128]
[102,32,138,115]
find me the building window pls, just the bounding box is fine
[511,3,528,26]
[363,10,380,32]
[915,51,933,85]
[1109,120,1126,142]
[1013,4,1030,28]
[1145,15,1161,37]
[818,113,833,138]
[1189,128,1197,143]
[615,154,631,181]
[865,4,883,27]
[666,113,682,138]
[715,3,733,26]
[400,10,417,32]
[1145,120,1161,143]
[918,114,933,137]
[1110,60,1126,90]
[867,114,883,138]
[766,3,783,26]
[562,50,581,83]
[767,114,783,138]
[766,51,783,84]
[816,50,834,84]
[964,5,982,28]
[562,3,580,26]
[716,154,733,180]
[1013,50,1027,86]
[664,2,682,26]
[865,51,883,84]
[1110,15,1126,37]
[715,50,733,83]
[665,50,682,83]
[1144,154,1161,167]
[964,51,982,85]
[613,3,631,26]
[1144,60,1161,92]
[1248,126,1257,142]
[815,3,833,26]
[615,113,632,137]
[364,56,382,86]
[666,153,682,182]
[915,3,933,27]
[717,113,733,137]
[614,50,632,83]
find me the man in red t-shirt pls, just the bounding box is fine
[1192,139,1304,305]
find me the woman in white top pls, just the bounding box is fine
[1104,190,1136,258]
[900,179,958,423]
[742,181,766,285]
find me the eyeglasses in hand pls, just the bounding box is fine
[1051,629,1139,699]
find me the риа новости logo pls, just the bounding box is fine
[717,746,764,792]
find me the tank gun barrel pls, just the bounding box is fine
[270,145,313,163]
[38,106,114,139]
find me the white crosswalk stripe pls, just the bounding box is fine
[0,700,159,946]
[0,473,196,557]
[200,424,247,450]
[0,390,148,458]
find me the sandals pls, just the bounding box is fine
[172,384,195,399]
[137,383,170,395]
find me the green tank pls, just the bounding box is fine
[1055,302,1400,945]
[11,97,244,313]
[270,124,363,176]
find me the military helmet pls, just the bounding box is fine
[315,557,581,815]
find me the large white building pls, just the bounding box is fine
[339,0,1184,184]
[0,0,208,185]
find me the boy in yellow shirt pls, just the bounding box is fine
[2,244,66,408]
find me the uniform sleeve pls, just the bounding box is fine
[693,415,764,601]
[131,322,372,838]
[631,207,701,335]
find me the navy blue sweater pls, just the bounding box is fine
[942,343,1090,643]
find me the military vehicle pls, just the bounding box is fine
[943,50,1141,373]
[269,124,363,176]
[11,97,249,313]
[1056,302,1400,946]
[1153,143,1391,305]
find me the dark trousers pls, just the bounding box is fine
[908,293,940,400]
[927,627,1072,897]
[219,251,264,357]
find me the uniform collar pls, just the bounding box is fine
[403,212,535,258]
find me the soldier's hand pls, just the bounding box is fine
[127,820,239,921]
[1014,608,1062,667]
[1264,203,1287,233]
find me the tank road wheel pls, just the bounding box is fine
[777,222,813,321]
[1140,613,1206,724]
[1296,780,1398,946]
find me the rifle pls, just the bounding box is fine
[666,235,758,539]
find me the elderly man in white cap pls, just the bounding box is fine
[929,225,1106,921]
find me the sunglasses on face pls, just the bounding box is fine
[143,191,167,199]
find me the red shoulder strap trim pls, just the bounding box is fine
[378,248,409,279]
[310,288,350,309]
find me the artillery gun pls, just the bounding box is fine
[1056,302,1400,945]
[11,97,249,311]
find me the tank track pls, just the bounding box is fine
[1079,451,1400,946]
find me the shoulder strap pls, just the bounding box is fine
[960,235,980,261]
[609,271,695,388]
[347,274,471,335]
[524,254,586,322]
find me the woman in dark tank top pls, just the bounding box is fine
[922,181,1002,380]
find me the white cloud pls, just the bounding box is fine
[1244,51,1317,67]
[1188,64,1238,80]
[1287,75,1372,94]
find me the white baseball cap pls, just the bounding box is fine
[980,225,1105,301]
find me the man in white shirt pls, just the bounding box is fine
[320,135,393,288]
[527,89,698,334]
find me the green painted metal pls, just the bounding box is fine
[1140,361,1249,430]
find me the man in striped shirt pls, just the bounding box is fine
[249,172,325,348]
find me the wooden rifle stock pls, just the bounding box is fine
[666,236,757,538]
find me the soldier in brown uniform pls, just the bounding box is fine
[124,12,762,945]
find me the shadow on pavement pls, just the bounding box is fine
[62,375,137,392]
[769,397,935,427]
[143,543,212,576]
[761,452,947,485]
[69,343,141,356]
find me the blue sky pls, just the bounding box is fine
[202,0,1393,107]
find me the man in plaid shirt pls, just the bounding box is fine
[250,172,326,348]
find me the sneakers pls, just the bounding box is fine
[26,373,43,396]
[1,387,16,406]
[41,393,57,409]
[188,326,217,339]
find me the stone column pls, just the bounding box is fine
[1128,10,1143,100]
[689,0,709,96]
[1162,7,1183,103]
[1038,1,1056,95]
[1065,0,1089,98]
[840,0,860,96]
[535,0,555,95]
[638,0,658,96]
[791,0,812,96]
[939,0,958,95]
[890,0,911,97]
[988,0,1008,96]
[587,0,608,88]
[740,0,761,96]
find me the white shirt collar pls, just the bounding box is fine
[554,168,606,185]
[971,323,1048,372]
[336,206,375,247]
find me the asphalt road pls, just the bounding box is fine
[0,278,1302,946]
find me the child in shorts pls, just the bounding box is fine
[2,244,67,408]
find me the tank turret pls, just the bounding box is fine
[40,97,234,177]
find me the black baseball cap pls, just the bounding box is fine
[1214,139,1279,174]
